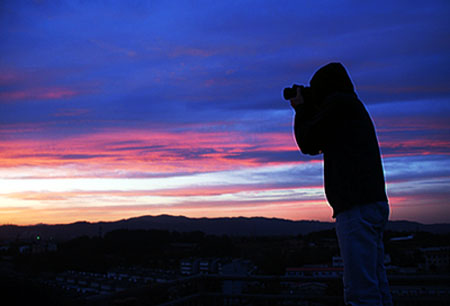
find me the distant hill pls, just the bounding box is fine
[0,215,449,241]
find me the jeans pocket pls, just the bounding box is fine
[336,207,362,235]
[360,202,386,226]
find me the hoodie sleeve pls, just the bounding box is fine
[293,97,340,155]
[293,103,324,155]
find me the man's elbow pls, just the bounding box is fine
[298,144,322,156]
[303,149,322,156]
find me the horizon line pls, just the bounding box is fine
[2,213,448,227]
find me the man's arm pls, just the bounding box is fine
[293,103,324,155]
[288,87,323,155]
[293,93,344,156]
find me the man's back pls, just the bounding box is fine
[319,92,387,217]
[293,64,387,217]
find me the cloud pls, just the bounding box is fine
[384,155,450,184]
[0,127,301,174]
[0,87,81,102]
[1,1,450,224]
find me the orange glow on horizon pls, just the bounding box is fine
[1,126,448,226]
[0,199,333,226]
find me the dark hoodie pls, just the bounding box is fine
[294,63,388,217]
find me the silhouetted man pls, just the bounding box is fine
[289,63,393,306]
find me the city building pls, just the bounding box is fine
[285,266,343,278]
[420,246,450,271]
[180,258,225,275]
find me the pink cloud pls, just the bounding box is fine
[52,108,90,117]
[169,46,215,58]
[0,71,24,85]
[0,127,300,173]
[0,87,81,102]
[375,116,450,157]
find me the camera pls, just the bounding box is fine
[283,85,312,103]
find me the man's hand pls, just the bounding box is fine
[290,87,304,108]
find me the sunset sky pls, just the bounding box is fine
[1,1,449,225]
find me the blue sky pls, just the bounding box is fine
[0,0,449,225]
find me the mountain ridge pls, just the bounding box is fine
[1,214,449,241]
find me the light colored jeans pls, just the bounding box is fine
[335,201,393,306]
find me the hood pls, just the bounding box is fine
[309,62,354,104]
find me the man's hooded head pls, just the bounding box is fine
[309,62,355,104]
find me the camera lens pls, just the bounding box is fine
[283,87,297,100]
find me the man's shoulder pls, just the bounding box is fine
[326,92,360,104]
[329,93,368,115]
